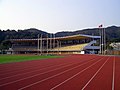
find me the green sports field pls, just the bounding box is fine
[0,55,62,64]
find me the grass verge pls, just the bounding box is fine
[0,55,62,64]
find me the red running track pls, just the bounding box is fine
[0,54,119,90]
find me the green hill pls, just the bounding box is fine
[0,26,120,50]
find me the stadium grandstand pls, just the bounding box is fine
[8,34,101,54]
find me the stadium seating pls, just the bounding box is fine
[12,46,38,51]
[52,43,88,51]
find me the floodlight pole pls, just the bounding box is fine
[99,28,101,54]
[46,34,48,55]
[102,27,106,55]
[102,28,104,55]
[43,41,44,54]
[92,33,94,54]
[50,34,52,53]
[59,41,61,54]
[38,34,40,55]
[57,40,59,54]
[54,34,55,48]
[53,34,55,54]
[40,34,42,55]
[104,28,106,55]
[99,27,104,55]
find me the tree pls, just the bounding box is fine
[0,40,12,50]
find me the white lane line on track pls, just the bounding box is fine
[0,57,97,87]
[0,65,57,75]
[50,57,105,90]
[0,63,48,74]
[81,57,110,90]
[0,61,71,75]
[19,57,104,90]
[0,57,95,81]
[0,57,74,74]
[0,56,97,76]
[0,55,97,73]
[0,57,97,81]
[0,62,74,81]
[112,56,115,90]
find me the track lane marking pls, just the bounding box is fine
[50,57,105,90]
[19,57,105,90]
[0,59,73,75]
[0,57,98,81]
[0,62,75,80]
[0,56,97,76]
[0,57,99,87]
[0,56,97,80]
[0,56,75,74]
[81,57,110,90]
[112,56,115,90]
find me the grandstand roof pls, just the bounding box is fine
[10,34,100,41]
[56,34,100,40]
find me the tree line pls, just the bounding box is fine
[0,26,120,50]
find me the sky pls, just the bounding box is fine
[0,0,120,33]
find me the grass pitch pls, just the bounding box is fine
[0,55,62,64]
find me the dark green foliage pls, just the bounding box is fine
[0,28,49,49]
[56,26,120,43]
[0,26,120,50]
[0,40,12,50]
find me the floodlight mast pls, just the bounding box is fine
[50,34,52,52]
[40,34,42,55]
[99,27,101,54]
[46,34,48,55]
[99,24,106,55]
[102,27,104,54]
[92,33,94,54]
[99,24,103,54]
[38,34,40,55]
[104,28,106,55]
